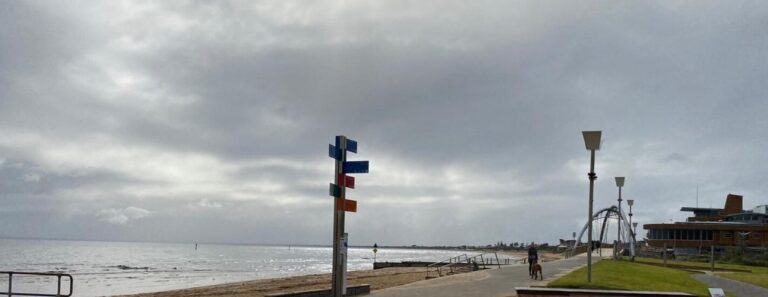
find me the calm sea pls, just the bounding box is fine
[0,239,469,296]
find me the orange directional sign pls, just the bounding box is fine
[344,199,357,212]
[335,198,357,212]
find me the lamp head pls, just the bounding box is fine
[627,199,634,207]
[581,131,602,150]
[632,222,638,228]
[615,177,625,187]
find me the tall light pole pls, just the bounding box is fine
[615,177,625,259]
[632,221,638,261]
[627,199,634,235]
[628,199,635,261]
[627,199,637,242]
[582,131,601,283]
[632,222,638,240]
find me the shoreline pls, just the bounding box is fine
[117,251,562,297]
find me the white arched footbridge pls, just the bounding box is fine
[572,205,636,257]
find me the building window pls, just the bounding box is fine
[723,231,733,239]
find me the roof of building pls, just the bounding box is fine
[644,221,768,230]
[680,207,723,212]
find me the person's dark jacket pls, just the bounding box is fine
[527,246,538,263]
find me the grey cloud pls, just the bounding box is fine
[96,206,150,225]
[1,1,767,246]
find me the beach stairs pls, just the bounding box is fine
[425,252,503,279]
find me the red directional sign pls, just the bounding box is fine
[338,173,355,189]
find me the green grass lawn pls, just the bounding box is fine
[633,257,768,289]
[633,257,768,273]
[548,260,712,296]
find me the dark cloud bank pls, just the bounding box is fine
[1,1,767,246]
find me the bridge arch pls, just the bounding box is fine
[572,205,635,257]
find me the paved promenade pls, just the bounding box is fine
[370,251,608,297]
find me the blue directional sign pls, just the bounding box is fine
[346,139,357,153]
[343,161,369,174]
[335,136,358,153]
[328,144,342,160]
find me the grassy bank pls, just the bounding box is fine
[634,257,768,273]
[548,260,711,296]
[633,257,768,289]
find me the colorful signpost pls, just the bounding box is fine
[328,136,369,297]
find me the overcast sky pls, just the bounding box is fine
[1,1,767,246]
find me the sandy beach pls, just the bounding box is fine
[119,250,561,297]
[118,267,428,297]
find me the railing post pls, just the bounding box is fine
[57,275,61,297]
[9,272,12,297]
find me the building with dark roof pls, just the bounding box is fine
[643,194,768,249]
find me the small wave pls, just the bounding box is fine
[112,265,151,270]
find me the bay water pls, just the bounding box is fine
[0,239,469,296]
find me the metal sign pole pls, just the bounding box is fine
[328,136,367,297]
[342,233,348,295]
[331,136,347,297]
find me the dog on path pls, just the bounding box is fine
[530,262,543,280]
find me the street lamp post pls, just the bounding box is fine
[628,199,635,261]
[627,199,634,235]
[632,221,638,261]
[632,222,638,240]
[582,131,601,283]
[615,177,625,259]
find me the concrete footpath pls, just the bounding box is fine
[369,251,607,297]
[692,273,768,297]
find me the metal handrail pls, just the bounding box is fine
[466,252,502,270]
[426,254,468,278]
[0,271,73,297]
[441,254,469,275]
[426,252,506,279]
